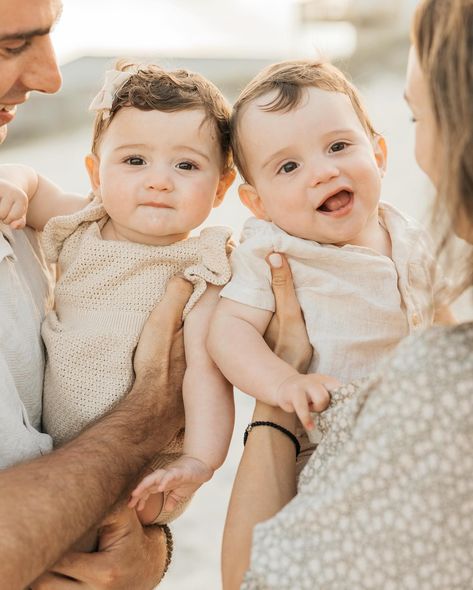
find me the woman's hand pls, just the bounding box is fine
[264,253,313,372]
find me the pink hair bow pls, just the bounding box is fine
[88,69,135,120]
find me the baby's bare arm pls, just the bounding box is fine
[0,163,88,230]
[208,297,300,406]
[183,286,234,471]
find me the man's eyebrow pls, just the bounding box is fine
[0,2,63,43]
[0,28,52,42]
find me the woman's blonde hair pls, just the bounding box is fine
[412,0,473,292]
[91,60,233,173]
[231,60,377,183]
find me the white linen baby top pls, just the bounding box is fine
[41,198,232,447]
[221,202,448,384]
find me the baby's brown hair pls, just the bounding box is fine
[231,59,377,182]
[91,60,233,173]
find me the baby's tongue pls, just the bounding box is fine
[319,190,351,212]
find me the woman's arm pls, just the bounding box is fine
[221,253,312,590]
[222,403,298,590]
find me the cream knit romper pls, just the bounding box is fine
[40,199,232,519]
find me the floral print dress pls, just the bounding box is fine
[242,323,473,590]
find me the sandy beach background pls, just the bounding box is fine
[1,1,472,587]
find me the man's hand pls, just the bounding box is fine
[264,253,313,372]
[132,275,192,430]
[0,178,28,229]
[30,507,168,590]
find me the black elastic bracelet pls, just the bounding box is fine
[158,524,173,583]
[243,420,301,457]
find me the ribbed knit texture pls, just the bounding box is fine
[41,199,233,450]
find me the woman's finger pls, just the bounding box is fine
[266,252,300,318]
[265,252,313,372]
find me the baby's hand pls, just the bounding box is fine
[129,455,214,514]
[275,373,341,430]
[0,179,29,229]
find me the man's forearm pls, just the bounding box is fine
[221,403,297,590]
[0,376,182,590]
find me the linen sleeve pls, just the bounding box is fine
[219,219,276,312]
[0,353,52,469]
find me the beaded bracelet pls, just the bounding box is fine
[157,524,173,583]
[243,420,301,457]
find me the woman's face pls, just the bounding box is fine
[405,46,440,187]
[406,45,472,243]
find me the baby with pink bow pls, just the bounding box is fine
[0,61,236,536]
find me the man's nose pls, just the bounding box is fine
[20,35,62,95]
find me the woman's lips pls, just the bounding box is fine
[317,190,354,217]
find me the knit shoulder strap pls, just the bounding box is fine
[41,197,106,263]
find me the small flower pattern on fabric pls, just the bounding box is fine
[242,323,473,589]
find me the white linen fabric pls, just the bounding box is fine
[0,223,53,468]
[221,202,448,385]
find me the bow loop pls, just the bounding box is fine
[89,69,137,120]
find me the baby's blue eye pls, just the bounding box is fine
[279,161,298,174]
[125,156,146,166]
[176,162,196,171]
[330,142,348,153]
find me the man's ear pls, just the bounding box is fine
[85,153,101,194]
[213,168,236,208]
[373,135,387,177]
[238,183,270,220]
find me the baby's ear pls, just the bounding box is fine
[85,153,101,194]
[239,184,269,220]
[214,168,236,207]
[373,135,387,177]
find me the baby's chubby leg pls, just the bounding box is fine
[129,455,213,520]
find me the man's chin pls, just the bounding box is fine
[0,124,7,144]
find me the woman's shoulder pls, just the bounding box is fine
[391,322,472,368]
[383,322,473,404]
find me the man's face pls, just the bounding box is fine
[0,0,63,144]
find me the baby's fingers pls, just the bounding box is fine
[0,192,28,226]
[10,215,26,229]
[306,383,331,413]
[292,394,314,431]
[131,469,166,497]
[156,467,185,491]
